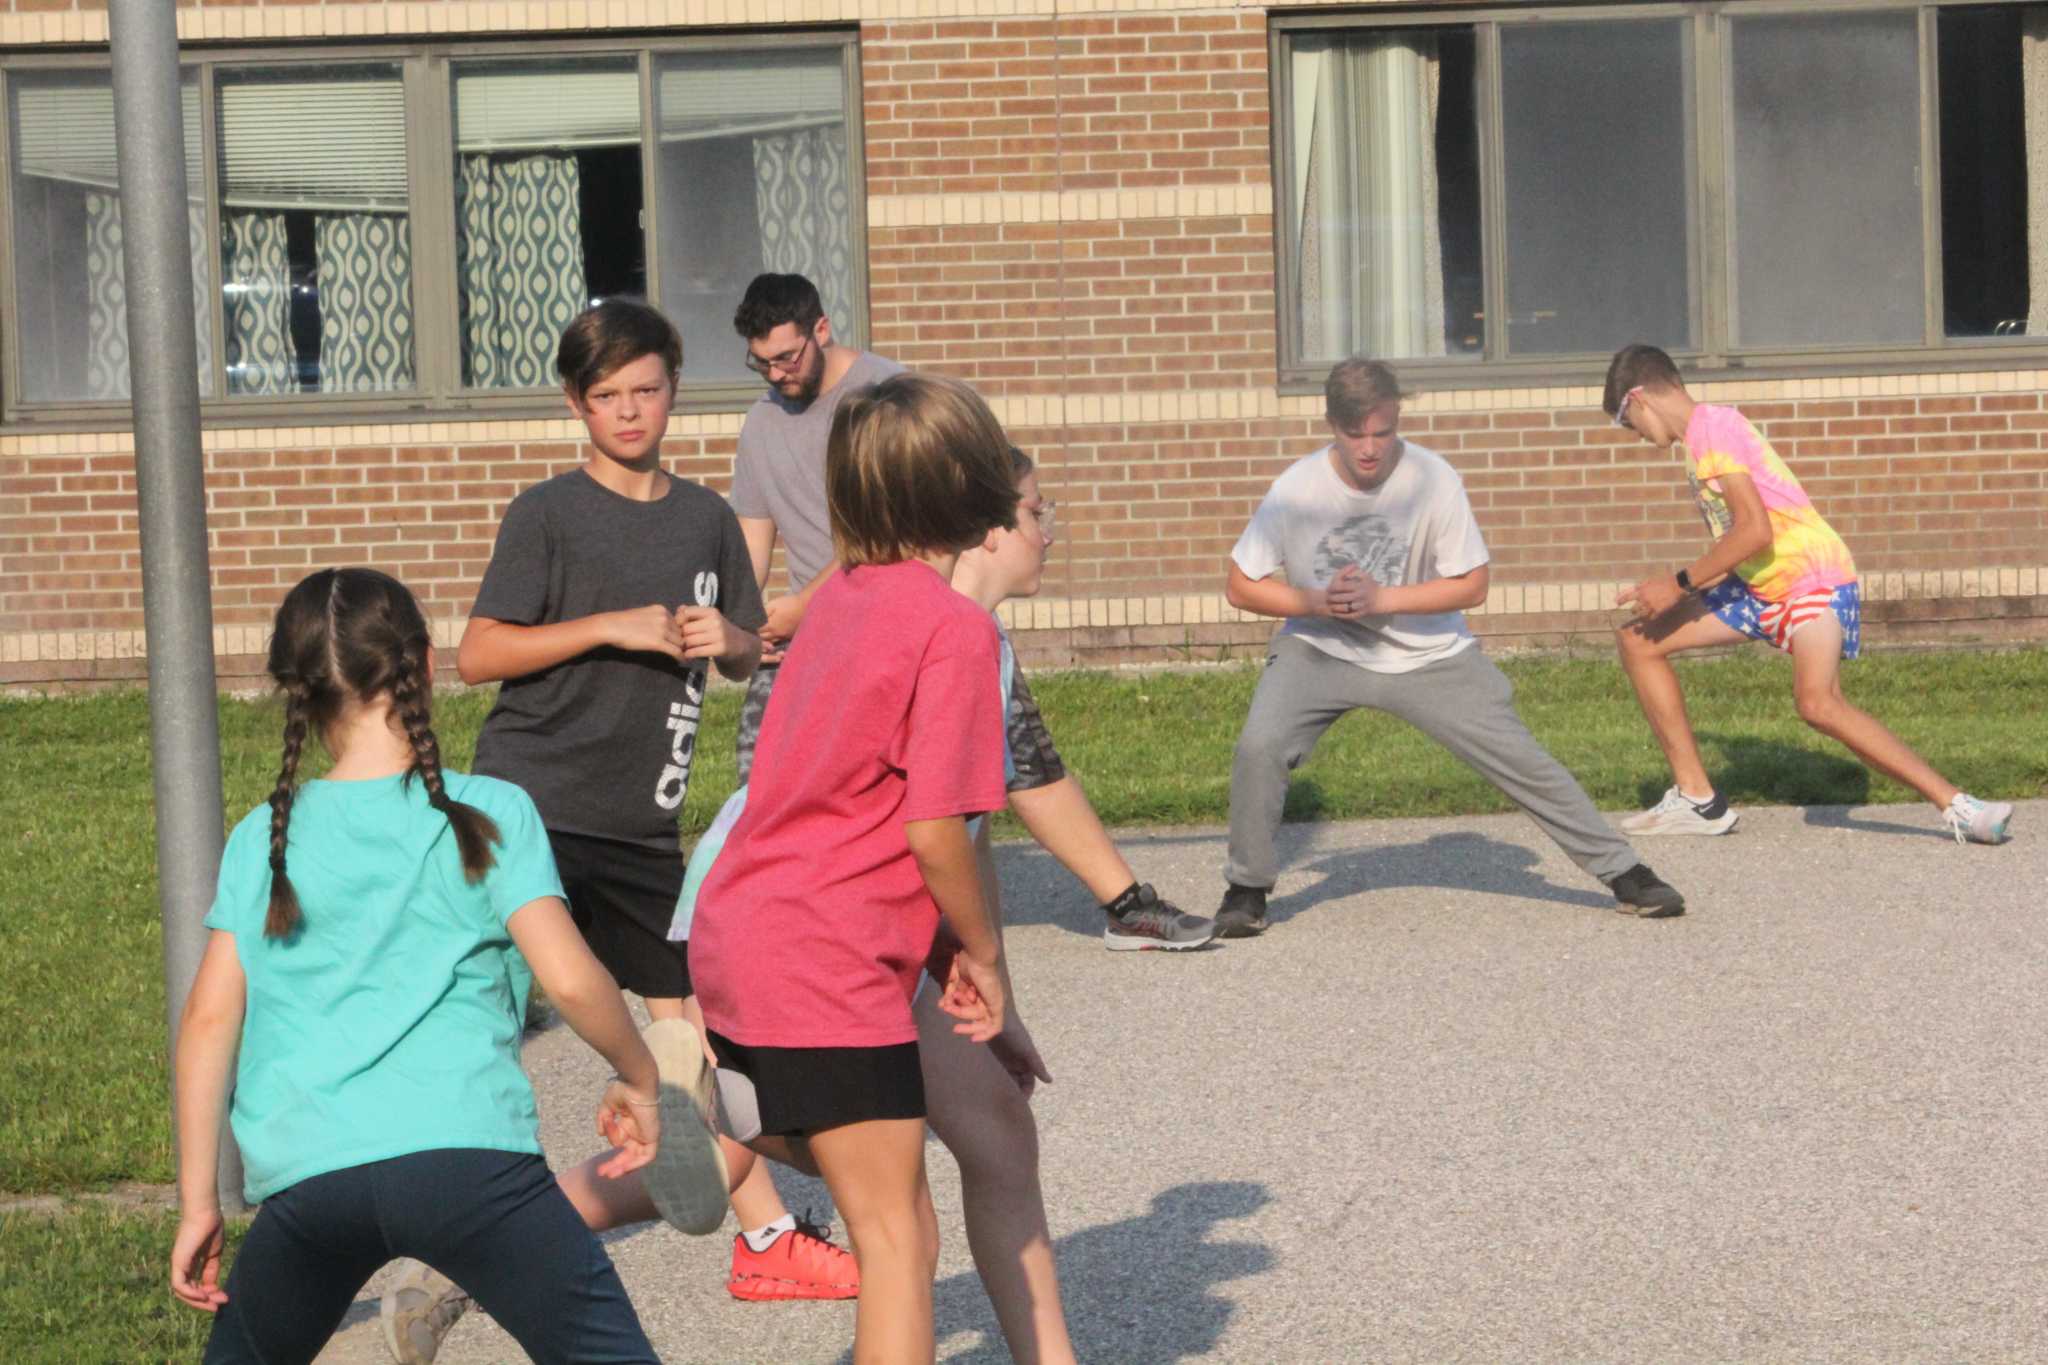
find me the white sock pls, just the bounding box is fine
[741,1214,797,1253]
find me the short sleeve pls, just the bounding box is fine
[1230,491,1287,581]
[1428,475,1491,580]
[470,491,552,626]
[729,418,770,521]
[1003,656,1067,794]
[716,504,769,632]
[479,783,566,927]
[1691,409,1759,485]
[900,624,1006,823]
[203,812,271,935]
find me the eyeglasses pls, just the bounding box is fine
[1033,499,1057,541]
[1613,386,1643,431]
[743,333,814,378]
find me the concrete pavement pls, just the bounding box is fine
[319,799,2048,1363]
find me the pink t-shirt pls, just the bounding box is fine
[690,559,1005,1049]
[1682,403,1857,602]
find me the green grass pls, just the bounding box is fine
[0,1204,246,1363]
[4,648,2045,1196]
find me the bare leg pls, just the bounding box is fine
[919,986,1075,1365]
[808,1119,938,1365]
[1787,617,1957,808]
[1615,608,1752,796]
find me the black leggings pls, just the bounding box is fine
[203,1148,654,1365]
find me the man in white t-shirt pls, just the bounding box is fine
[1216,359,1686,936]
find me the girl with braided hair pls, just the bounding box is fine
[170,567,723,1364]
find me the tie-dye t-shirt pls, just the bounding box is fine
[1682,403,1856,603]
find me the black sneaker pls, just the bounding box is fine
[1607,863,1685,918]
[1103,884,1217,952]
[1214,883,1269,938]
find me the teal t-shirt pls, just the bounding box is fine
[205,770,563,1203]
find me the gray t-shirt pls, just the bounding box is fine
[471,468,767,849]
[729,350,905,591]
[1231,441,1490,675]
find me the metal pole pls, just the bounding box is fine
[108,0,242,1212]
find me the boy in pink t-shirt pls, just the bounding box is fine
[689,372,1020,1364]
[1603,344,2012,846]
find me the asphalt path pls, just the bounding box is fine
[319,799,2047,1363]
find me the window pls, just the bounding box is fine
[0,35,865,419]
[1276,3,2048,383]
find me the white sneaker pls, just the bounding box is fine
[1944,793,2014,845]
[639,1018,731,1236]
[1621,786,1740,836]
[380,1259,470,1365]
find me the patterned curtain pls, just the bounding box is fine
[223,211,297,396]
[83,193,217,400]
[752,126,854,332]
[456,152,585,388]
[314,213,414,393]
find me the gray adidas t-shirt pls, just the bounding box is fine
[471,468,767,849]
[729,350,905,591]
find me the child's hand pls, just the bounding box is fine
[677,605,752,663]
[990,1013,1053,1098]
[595,1079,661,1178]
[608,604,686,660]
[169,1208,228,1313]
[1618,575,1683,619]
[940,950,1007,1043]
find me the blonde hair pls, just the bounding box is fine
[827,374,1019,567]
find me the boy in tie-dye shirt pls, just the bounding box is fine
[1598,343,2012,847]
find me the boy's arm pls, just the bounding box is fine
[458,608,685,684]
[1351,563,1490,616]
[1225,562,1348,621]
[678,607,763,682]
[1008,776,1136,905]
[1622,470,1774,617]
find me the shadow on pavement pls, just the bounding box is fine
[1271,831,1612,923]
[896,1180,1274,1365]
[1680,731,1870,810]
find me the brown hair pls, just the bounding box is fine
[1603,343,1685,417]
[826,374,1019,568]
[262,568,499,939]
[732,273,825,342]
[555,298,683,401]
[1324,358,1406,429]
[1007,445,1035,479]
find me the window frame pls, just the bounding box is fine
[0,29,868,429]
[1269,0,2048,392]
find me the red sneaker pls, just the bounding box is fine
[727,1213,860,1301]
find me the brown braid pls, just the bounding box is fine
[390,642,499,882]
[263,689,311,938]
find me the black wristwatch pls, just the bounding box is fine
[1675,568,1696,595]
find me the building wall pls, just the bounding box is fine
[3,0,2046,686]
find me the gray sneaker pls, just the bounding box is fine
[640,1018,731,1236]
[1944,793,2015,845]
[1621,786,1739,836]
[380,1259,470,1365]
[1103,884,1217,951]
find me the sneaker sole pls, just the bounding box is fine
[727,1275,860,1302]
[641,1019,730,1237]
[1619,810,1740,836]
[1102,928,1218,952]
[1213,920,1267,940]
[1615,899,1686,919]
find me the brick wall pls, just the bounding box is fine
[3,0,2047,687]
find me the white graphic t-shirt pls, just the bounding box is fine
[1230,441,1490,675]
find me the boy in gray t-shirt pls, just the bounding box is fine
[1217,359,1686,936]
[461,300,764,1008]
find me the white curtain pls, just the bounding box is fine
[1293,36,1445,361]
[2024,13,2048,333]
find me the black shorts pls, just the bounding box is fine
[703,1029,924,1138]
[547,830,690,1001]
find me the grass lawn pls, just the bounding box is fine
[3,648,2044,1200]
[0,1203,244,1362]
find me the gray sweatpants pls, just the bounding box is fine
[1225,636,1637,889]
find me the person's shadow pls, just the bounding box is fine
[1683,731,1953,839]
[860,1181,1273,1364]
